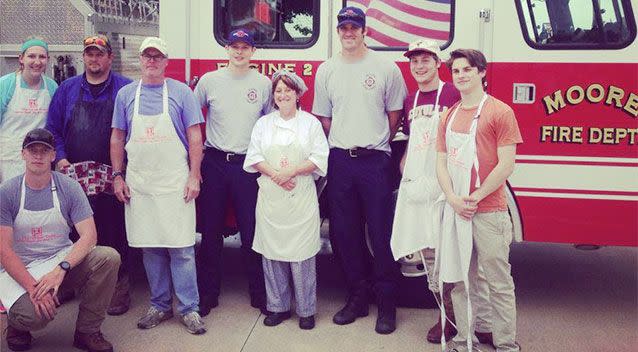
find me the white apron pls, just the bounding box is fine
[124,81,196,248]
[0,177,72,310]
[391,81,445,260]
[253,115,321,262]
[0,74,51,183]
[436,95,488,350]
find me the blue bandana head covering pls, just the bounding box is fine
[21,38,49,54]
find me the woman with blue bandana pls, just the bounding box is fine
[0,36,58,183]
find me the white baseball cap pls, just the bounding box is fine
[139,37,168,56]
[404,39,441,59]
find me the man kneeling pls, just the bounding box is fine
[0,128,120,352]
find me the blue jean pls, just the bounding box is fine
[142,246,199,315]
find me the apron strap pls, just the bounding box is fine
[134,80,168,118]
[411,80,445,117]
[470,94,489,188]
[20,176,60,211]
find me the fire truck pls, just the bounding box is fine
[159,0,638,260]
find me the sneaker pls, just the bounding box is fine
[299,315,315,330]
[137,306,173,329]
[181,311,207,335]
[7,325,33,351]
[72,330,113,352]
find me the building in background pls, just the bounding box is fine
[0,0,159,81]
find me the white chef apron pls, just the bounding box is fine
[436,94,488,350]
[253,113,321,262]
[124,81,196,248]
[391,81,444,260]
[0,74,51,183]
[0,177,72,310]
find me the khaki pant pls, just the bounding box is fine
[423,249,492,332]
[451,211,519,352]
[8,246,120,334]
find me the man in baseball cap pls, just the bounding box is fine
[46,32,133,317]
[1,126,120,352]
[193,26,272,317]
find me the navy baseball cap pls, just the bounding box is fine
[228,29,255,46]
[337,6,366,28]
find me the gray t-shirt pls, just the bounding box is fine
[0,172,93,268]
[194,67,272,153]
[312,50,407,153]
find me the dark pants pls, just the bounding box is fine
[196,149,265,301]
[327,148,400,303]
[72,193,128,279]
[91,194,128,279]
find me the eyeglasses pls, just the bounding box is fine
[84,36,109,47]
[141,53,166,61]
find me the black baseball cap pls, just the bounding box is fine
[22,128,55,150]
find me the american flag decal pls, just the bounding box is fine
[348,0,452,47]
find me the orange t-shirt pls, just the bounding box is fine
[436,96,523,213]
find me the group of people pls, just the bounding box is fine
[0,6,521,352]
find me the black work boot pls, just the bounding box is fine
[333,293,369,325]
[375,298,397,335]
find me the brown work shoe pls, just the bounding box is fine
[474,331,494,347]
[107,275,131,316]
[73,330,114,352]
[7,325,33,351]
[427,318,458,343]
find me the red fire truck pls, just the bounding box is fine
[160,0,638,253]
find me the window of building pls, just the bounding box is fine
[516,0,636,49]
[344,0,455,51]
[214,0,319,48]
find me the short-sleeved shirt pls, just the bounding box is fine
[402,82,461,135]
[194,67,272,153]
[312,50,407,153]
[0,172,93,269]
[0,72,58,124]
[111,78,204,149]
[436,96,523,212]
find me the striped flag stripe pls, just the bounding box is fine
[366,27,407,46]
[366,9,450,38]
[348,0,452,46]
[379,0,451,22]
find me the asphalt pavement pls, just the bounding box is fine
[1,242,636,352]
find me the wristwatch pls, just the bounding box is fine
[112,171,125,178]
[58,261,71,272]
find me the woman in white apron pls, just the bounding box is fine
[244,70,329,330]
[0,37,56,182]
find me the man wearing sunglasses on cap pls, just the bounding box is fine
[46,35,133,317]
